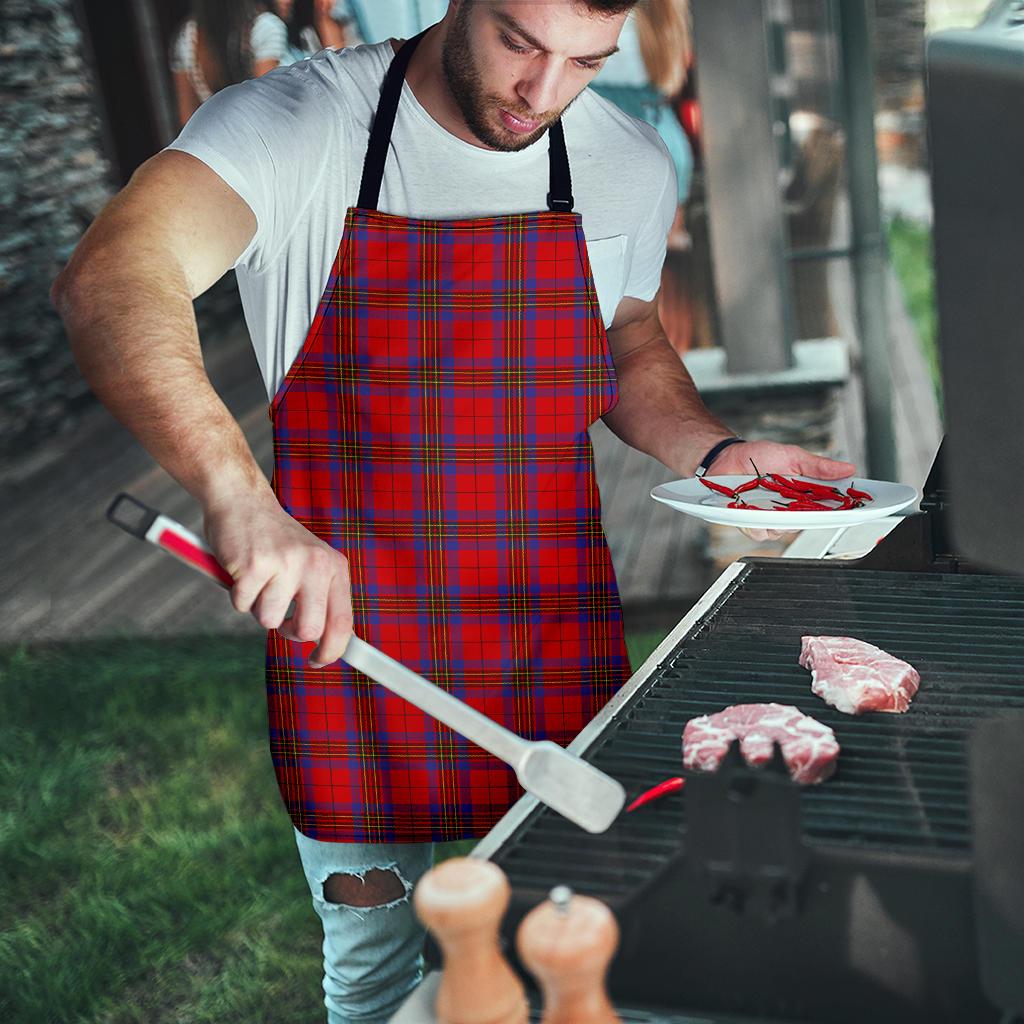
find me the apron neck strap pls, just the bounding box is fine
[546,120,574,213]
[357,30,426,211]
[357,30,575,214]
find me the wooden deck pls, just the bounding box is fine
[1,240,940,645]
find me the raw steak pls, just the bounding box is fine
[799,635,920,716]
[682,703,839,785]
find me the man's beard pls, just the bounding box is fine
[441,5,562,151]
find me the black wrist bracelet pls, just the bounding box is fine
[695,437,745,478]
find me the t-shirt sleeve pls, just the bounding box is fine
[623,137,677,302]
[164,66,336,273]
[251,11,289,63]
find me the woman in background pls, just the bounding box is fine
[170,1,289,128]
[592,0,693,213]
[275,0,350,63]
[592,0,695,349]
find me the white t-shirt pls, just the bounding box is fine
[167,40,676,400]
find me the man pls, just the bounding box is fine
[52,2,855,1019]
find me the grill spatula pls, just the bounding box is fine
[107,493,626,834]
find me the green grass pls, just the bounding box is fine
[1,629,667,1022]
[1,636,323,1024]
[887,216,942,413]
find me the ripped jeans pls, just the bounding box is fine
[293,827,435,1024]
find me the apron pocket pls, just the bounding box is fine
[584,234,628,327]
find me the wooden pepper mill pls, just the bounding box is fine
[413,857,528,1024]
[516,885,621,1024]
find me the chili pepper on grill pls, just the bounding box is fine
[625,776,686,812]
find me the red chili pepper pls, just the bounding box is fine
[734,478,762,494]
[763,480,821,501]
[847,485,873,502]
[626,777,686,812]
[699,477,737,498]
[774,474,844,499]
[780,498,833,511]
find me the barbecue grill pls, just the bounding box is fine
[471,447,1024,1022]
[398,8,1024,1022]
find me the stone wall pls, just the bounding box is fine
[0,0,115,464]
[0,0,245,467]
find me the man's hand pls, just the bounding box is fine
[203,492,353,668]
[708,440,857,543]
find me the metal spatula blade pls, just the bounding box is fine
[107,493,627,834]
[343,636,626,834]
[517,741,625,834]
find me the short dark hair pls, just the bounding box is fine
[577,0,639,13]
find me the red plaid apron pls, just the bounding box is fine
[266,32,630,842]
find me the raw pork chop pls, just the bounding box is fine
[682,703,839,785]
[799,635,920,716]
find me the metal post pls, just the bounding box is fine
[836,0,898,480]
[129,0,177,147]
[690,0,795,374]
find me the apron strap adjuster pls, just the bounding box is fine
[546,191,575,213]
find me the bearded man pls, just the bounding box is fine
[52,2,854,1020]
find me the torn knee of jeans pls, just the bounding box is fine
[321,866,411,911]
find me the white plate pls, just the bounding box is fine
[650,476,920,530]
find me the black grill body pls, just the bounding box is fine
[483,559,1024,1022]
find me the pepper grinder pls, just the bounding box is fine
[413,857,528,1024]
[516,885,621,1024]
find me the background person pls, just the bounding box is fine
[275,0,351,63]
[592,0,693,214]
[170,0,289,128]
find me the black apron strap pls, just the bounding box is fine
[357,29,428,211]
[546,119,574,213]
[357,29,575,214]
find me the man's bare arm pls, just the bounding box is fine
[602,295,733,476]
[52,150,261,505]
[51,150,353,664]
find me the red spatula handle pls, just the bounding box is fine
[106,493,234,589]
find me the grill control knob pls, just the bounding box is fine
[516,887,621,1024]
[413,857,528,1024]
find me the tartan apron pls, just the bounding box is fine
[266,31,630,842]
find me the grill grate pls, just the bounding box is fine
[492,563,1024,898]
